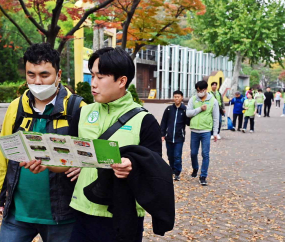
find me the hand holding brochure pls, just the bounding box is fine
[0,131,121,168]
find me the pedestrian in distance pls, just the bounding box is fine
[186,80,219,186]
[241,91,257,133]
[275,90,282,108]
[254,89,266,117]
[229,91,245,131]
[161,90,190,181]
[209,82,225,140]
[0,43,86,242]
[264,87,274,117]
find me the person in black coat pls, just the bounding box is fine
[161,90,190,181]
[264,87,274,117]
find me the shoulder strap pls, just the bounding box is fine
[67,94,84,124]
[13,96,24,133]
[98,107,148,140]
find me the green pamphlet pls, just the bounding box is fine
[0,131,121,168]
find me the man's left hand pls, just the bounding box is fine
[65,168,81,181]
[111,158,132,178]
[20,160,47,174]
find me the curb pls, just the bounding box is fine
[0,103,10,108]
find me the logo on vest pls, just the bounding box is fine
[88,111,99,123]
[109,142,117,147]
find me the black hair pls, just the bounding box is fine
[195,80,208,90]
[278,89,281,92]
[88,47,135,88]
[267,86,270,89]
[258,89,262,92]
[24,43,60,72]
[173,90,183,96]
[247,91,253,97]
[211,82,218,86]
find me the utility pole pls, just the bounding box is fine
[66,40,70,85]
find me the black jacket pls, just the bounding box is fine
[160,103,190,143]
[84,145,175,242]
[264,91,274,103]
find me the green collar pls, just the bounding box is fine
[101,91,134,113]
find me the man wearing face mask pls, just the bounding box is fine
[186,80,219,186]
[0,43,85,241]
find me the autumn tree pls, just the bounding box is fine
[96,0,205,59]
[189,0,285,93]
[0,0,115,54]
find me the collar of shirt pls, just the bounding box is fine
[32,96,57,115]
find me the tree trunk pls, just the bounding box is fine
[231,52,243,94]
[131,44,144,60]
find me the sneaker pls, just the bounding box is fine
[191,169,198,178]
[241,129,246,133]
[258,115,261,117]
[199,176,208,186]
[231,127,236,131]
[276,107,278,108]
[281,114,285,117]
[211,136,214,140]
[250,130,254,133]
[237,129,241,132]
[217,134,221,140]
[174,175,180,181]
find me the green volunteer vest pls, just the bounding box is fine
[190,96,215,130]
[244,99,256,117]
[70,92,148,217]
[211,91,222,106]
[255,93,264,104]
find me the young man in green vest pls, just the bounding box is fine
[254,89,266,117]
[186,80,219,186]
[210,82,225,140]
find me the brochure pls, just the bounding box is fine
[0,131,121,168]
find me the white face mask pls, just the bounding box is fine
[197,91,206,98]
[28,75,59,101]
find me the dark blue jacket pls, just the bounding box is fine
[160,103,190,143]
[230,95,245,114]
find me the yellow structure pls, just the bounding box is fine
[73,1,116,88]
[206,71,224,92]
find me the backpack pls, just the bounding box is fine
[13,94,83,133]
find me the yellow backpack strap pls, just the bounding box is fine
[13,96,24,133]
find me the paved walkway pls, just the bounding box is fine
[0,101,284,241]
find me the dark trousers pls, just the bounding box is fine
[264,102,271,116]
[276,100,280,107]
[243,116,254,131]
[211,113,222,135]
[166,141,183,176]
[232,113,243,130]
[70,212,144,242]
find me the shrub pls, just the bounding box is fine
[76,81,94,104]
[128,84,143,105]
[0,86,18,103]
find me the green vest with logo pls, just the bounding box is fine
[255,93,264,104]
[211,91,222,106]
[70,92,148,217]
[244,99,256,117]
[190,96,215,130]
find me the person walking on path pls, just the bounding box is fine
[264,87,274,117]
[161,90,190,181]
[254,89,266,117]
[229,91,245,131]
[241,91,257,133]
[0,43,86,242]
[186,80,219,186]
[275,90,282,108]
[210,82,225,140]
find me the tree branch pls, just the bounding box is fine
[50,0,64,34]
[0,4,33,45]
[18,0,48,35]
[57,0,115,53]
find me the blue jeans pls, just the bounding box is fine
[0,213,74,242]
[283,103,285,114]
[166,141,183,176]
[257,104,263,115]
[190,131,211,178]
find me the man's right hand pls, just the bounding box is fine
[0,206,4,215]
[161,136,165,142]
[201,104,207,111]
